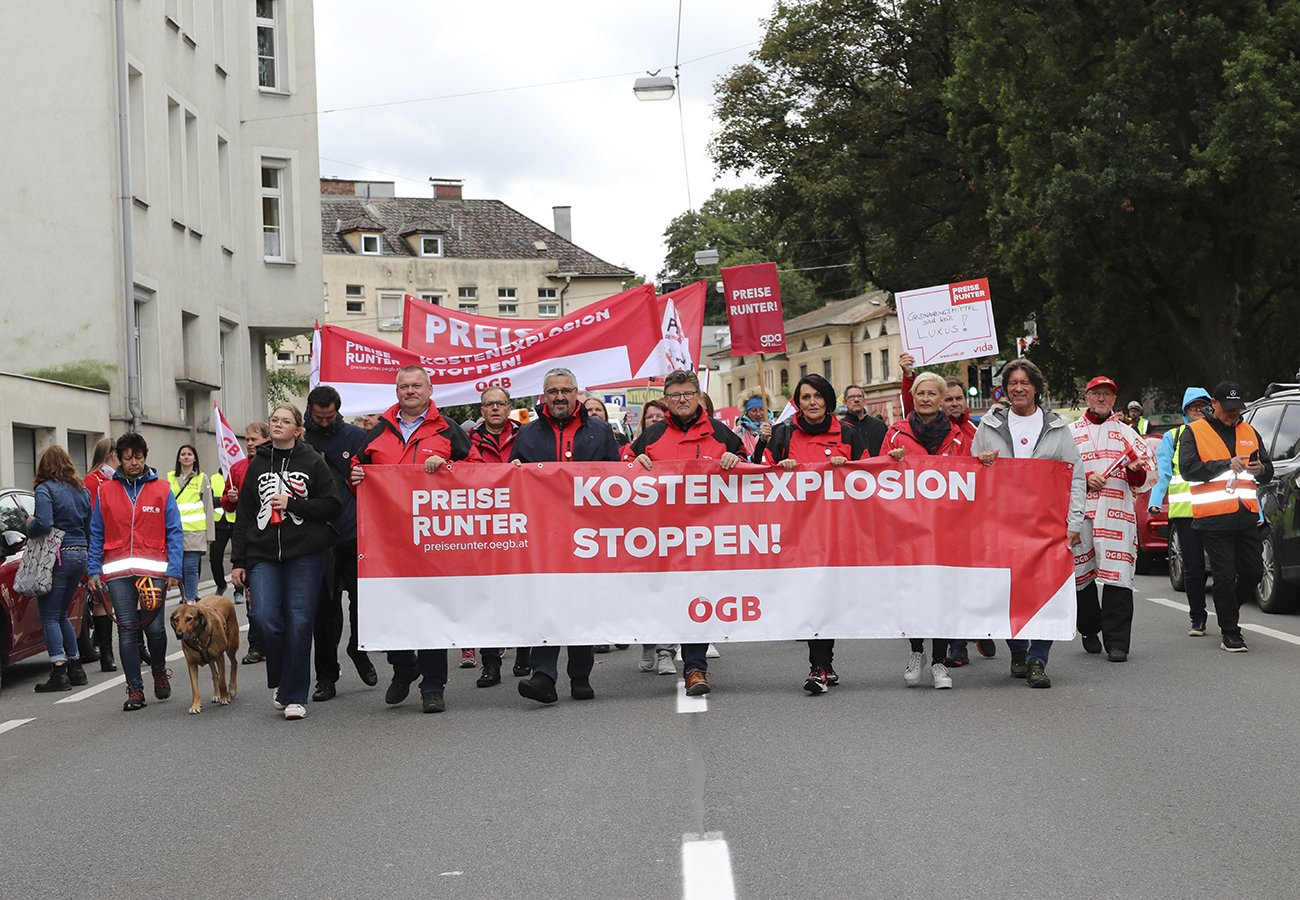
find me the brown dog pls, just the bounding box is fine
[169,595,240,714]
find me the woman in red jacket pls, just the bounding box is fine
[884,371,968,690]
[761,374,868,695]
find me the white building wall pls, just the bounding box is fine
[0,0,320,461]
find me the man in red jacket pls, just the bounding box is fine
[630,369,744,696]
[350,365,480,714]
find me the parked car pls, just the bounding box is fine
[0,487,92,693]
[1243,384,1300,613]
[1134,434,1169,574]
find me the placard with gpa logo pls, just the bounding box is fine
[896,277,1000,365]
[721,262,786,355]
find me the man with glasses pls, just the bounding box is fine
[630,369,744,696]
[221,421,271,663]
[839,383,888,457]
[510,368,621,704]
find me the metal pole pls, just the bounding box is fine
[115,0,142,431]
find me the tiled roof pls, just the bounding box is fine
[783,290,892,334]
[320,196,632,277]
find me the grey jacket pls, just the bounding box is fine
[972,407,1086,532]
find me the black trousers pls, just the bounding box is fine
[1200,526,1263,639]
[808,638,835,669]
[1173,517,1208,623]
[1076,582,1134,652]
[210,520,233,595]
[313,540,367,684]
[908,638,948,665]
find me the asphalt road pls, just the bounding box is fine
[2,570,1298,899]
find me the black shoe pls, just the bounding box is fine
[421,690,446,713]
[593,645,611,653]
[385,666,419,705]
[1220,634,1249,652]
[312,682,337,702]
[1009,652,1028,679]
[512,647,531,677]
[122,684,146,711]
[100,648,117,672]
[34,664,72,693]
[242,648,265,665]
[139,644,152,666]
[66,660,88,686]
[570,677,595,700]
[79,641,100,664]
[94,615,116,671]
[153,669,172,700]
[944,646,970,668]
[476,664,501,688]
[518,672,558,704]
[1107,648,1128,663]
[354,657,378,686]
[614,644,630,649]
[1026,659,1051,688]
[1081,634,1103,654]
[976,639,996,658]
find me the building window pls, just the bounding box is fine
[184,108,200,232]
[345,300,365,315]
[799,364,808,378]
[458,302,478,314]
[726,382,734,406]
[127,67,147,203]
[167,98,183,223]
[216,134,232,246]
[360,233,381,255]
[213,0,228,74]
[822,359,832,381]
[538,302,559,318]
[739,377,746,390]
[275,350,293,364]
[419,292,445,306]
[260,160,289,260]
[377,292,403,331]
[863,352,873,384]
[880,348,890,381]
[419,235,443,257]
[498,288,517,316]
[538,287,557,301]
[780,368,788,389]
[255,0,280,90]
[345,284,364,298]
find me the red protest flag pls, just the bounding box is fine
[721,262,786,355]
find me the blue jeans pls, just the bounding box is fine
[38,546,87,663]
[107,576,169,690]
[529,645,594,681]
[1006,639,1052,664]
[682,642,708,675]
[181,550,204,602]
[248,551,326,706]
[387,649,448,694]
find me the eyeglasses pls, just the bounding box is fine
[665,390,698,402]
[544,387,577,398]
[482,400,510,409]
[268,416,297,427]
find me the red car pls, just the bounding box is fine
[1134,435,1169,574]
[1,487,91,693]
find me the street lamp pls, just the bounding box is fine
[633,75,676,101]
[694,248,720,266]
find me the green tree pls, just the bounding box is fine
[265,339,309,408]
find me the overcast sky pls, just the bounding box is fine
[314,1,774,281]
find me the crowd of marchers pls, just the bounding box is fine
[19,355,1272,718]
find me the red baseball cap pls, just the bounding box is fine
[1085,376,1118,394]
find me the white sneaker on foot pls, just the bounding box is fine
[283,703,306,720]
[930,662,952,689]
[904,651,925,687]
[656,650,677,675]
[639,646,656,672]
[271,690,285,710]
[706,643,720,658]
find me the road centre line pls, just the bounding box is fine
[0,718,36,736]
[681,833,736,900]
[1146,597,1300,647]
[676,679,708,713]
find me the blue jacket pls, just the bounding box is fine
[30,480,92,546]
[303,413,368,543]
[1148,387,1211,509]
[88,466,184,579]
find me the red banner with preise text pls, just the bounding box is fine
[721,262,786,355]
[355,457,1076,650]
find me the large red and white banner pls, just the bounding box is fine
[355,457,1077,650]
[722,262,786,355]
[313,283,671,414]
[401,282,707,387]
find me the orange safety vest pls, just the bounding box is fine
[1187,418,1260,518]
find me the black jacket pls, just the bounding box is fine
[839,412,887,457]
[510,405,620,463]
[231,440,342,567]
[303,413,368,543]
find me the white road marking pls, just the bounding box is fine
[676,679,708,714]
[1146,597,1300,647]
[681,833,736,900]
[54,621,249,704]
[0,718,35,736]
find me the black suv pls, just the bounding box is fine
[1244,384,1300,613]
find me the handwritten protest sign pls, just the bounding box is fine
[896,278,1000,365]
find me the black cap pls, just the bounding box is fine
[1212,381,1246,411]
